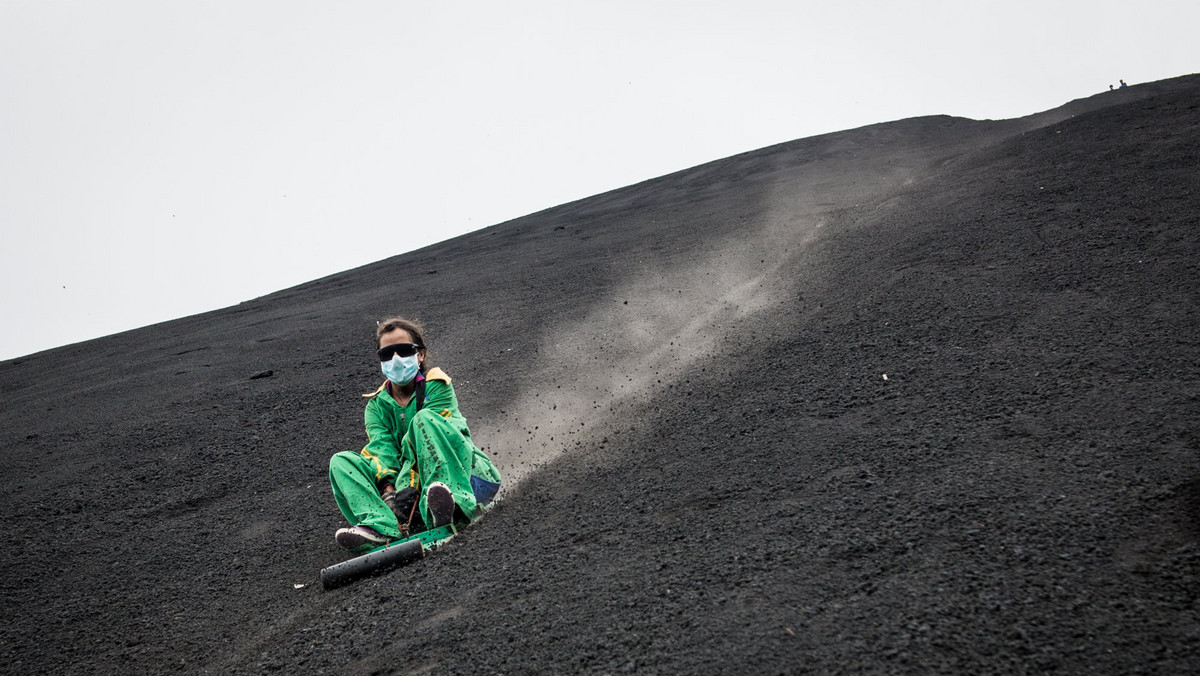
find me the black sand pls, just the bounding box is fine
[2,75,1198,674]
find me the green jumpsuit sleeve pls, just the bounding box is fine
[419,380,474,436]
[421,380,454,416]
[362,397,409,487]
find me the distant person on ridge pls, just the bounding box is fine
[1120,79,1128,88]
[328,316,502,551]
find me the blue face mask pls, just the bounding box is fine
[381,353,420,385]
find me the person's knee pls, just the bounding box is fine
[412,408,445,426]
[329,450,360,472]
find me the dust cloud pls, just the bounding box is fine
[476,133,941,487]
[489,210,826,486]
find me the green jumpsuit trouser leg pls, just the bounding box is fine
[329,451,402,538]
[404,409,501,525]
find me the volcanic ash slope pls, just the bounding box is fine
[0,75,1198,674]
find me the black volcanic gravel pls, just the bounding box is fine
[2,75,1198,674]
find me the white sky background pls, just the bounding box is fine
[1,1,1196,360]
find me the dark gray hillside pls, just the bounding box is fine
[1,75,1197,674]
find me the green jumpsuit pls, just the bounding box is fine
[329,367,501,539]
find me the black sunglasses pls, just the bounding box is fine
[377,343,422,362]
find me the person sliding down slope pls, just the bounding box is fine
[328,316,502,551]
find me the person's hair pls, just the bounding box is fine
[375,316,430,373]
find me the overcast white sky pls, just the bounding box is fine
[1,1,1195,360]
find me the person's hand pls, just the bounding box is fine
[384,486,418,520]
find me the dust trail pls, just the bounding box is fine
[479,129,943,487]
[490,208,826,486]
